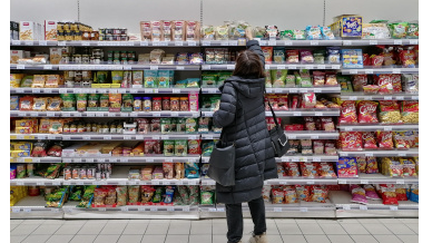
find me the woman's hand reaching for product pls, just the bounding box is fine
[245,27,254,41]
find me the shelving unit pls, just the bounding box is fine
[10,32,419,219]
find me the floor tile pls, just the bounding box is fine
[362,223,393,235]
[397,234,419,243]
[54,224,83,235]
[42,220,64,225]
[212,223,228,234]
[266,223,280,235]
[297,223,325,234]
[399,218,418,224]
[190,221,212,235]
[277,223,303,234]
[274,218,297,224]
[10,223,20,232]
[337,219,359,224]
[69,234,97,243]
[93,234,121,243]
[99,222,127,234]
[62,220,88,225]
[117,235,143,243]
[405,223,419,234]
[296,219,317,224]
[45,234,74,243]
[9,235,27,243]
[350,235,379,243]
[357,218,382,224]
[304,234,331,243]
[141,235,166,243]
[213,234,228,243]
[280,234,308,243]
[165,234,189,243]
[378,218,403,224]
[384,223,417,235]
[327,234,356,243]
[319,223,347,235]
[20,235,51,243]
[31,224,62,235]
[167,221,191,235]
[145,222,170,235]
[264,234,283,243]
[316,219,340,224]
[10,224,40,235]
[373,234,403,243]
[76,222,106,235]
[20,220,45,225]
[122,222,148,235]
[189,234,212,243]
[10,220,24,225]
[340,223,370,235]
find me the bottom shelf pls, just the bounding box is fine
[10,191,418,219]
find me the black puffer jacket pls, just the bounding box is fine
[212,41,278,204]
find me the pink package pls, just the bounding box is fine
[188,92,199,111]
[364,184,380,200]
[350,185,368,204]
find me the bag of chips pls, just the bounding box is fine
[339,100,358,124]
[378,101,401,124]
[379,184,399,205]
[339,132,363,151]
[365,157,379,174]
[377,131,394,149]
[336,157,358,178]
[362,132,378,149]
[400,101,419,124]
[350,185,368,204]
[357,100,379,124]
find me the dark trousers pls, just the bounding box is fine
[225,196,266,243]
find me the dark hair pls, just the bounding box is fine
[232,50,265,78]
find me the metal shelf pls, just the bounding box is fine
[340,92,419,101]
[265,64,341,70]
[337,173,419,185]
[10,87,200,95]
[10,64,200,71]
[277,155,340,163]
[338,149,419,157]
[10,40,201,47]
[10,155,201,164]
[338,124,419,132]
[284,131,339,140]
[10,111,201,118]
[341,67,418,75]
[264,178,338,185]
[266,86,341,94]
[10,177,201,186]
[265,109,341,117]
[342,39,418,46]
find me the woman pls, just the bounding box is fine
[212,28,278,243]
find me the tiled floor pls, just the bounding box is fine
[10,218,418,243]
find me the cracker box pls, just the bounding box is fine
[19,21,37,40]
[330,14,362,38]
[10,50,25,64]
[44,20,58,40]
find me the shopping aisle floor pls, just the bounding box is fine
[10,218,418,243]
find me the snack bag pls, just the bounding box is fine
[305,25,322,40]
[365,157,379,174]
[301,92,316,108]
[336,157,358,178]
[285,162,300,177]
[364,184,380,200]
[376,131,394,149]
[283,186,299,204]
[400,101,419,124]
[321,26,335,40]
[286,50,299,63]
[389,22,408,39]
[356,156,367,173]
[327,47,341,64]
[300,162,318,178]
[357,100,379,124]
[370,54,384,67]
[378,101,401,124]
[362,132,378,149]
[317,163,337,178]
[352,74,368,92]
[321,117,335,131]
[311,185,328,203]
[295,185,311,202]
[401,158,417,177]
[350,185,368,204]
[409,184,419,203]
[312,71,325,86]
[391,74,403,93]
[262,47,273,64]
[325,72,338,86]
[395,185,409,201]
[379,184,399,205]
[375,74,394,94]
[406,22,419,39]
[393,131,409,150]
[339,100,358,124]
[300,50,314,64]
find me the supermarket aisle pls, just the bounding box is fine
[10,218,418,243]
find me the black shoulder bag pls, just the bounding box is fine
[267,100,289,157]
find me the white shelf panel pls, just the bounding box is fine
[337,173,419,185]
[264,178,338,185]
[266,86,341,94]
[10,196,63,219]
[265,109,340,117]
[277,155,339,163]
[11,88,200,95]
[265,64,341,70]
[258,39,344,46]
[10,157,61,163]
[284,131,339,140]
[338,149,419,157]
[338,124,419,132]
[10,111,200,118]
[342,39,418,46]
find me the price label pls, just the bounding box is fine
[288,135,296,139]
[150,207,158,212]
[305,65,313,70]
[384,96,392,100]
[23,208,32,213]
[306,181,315,185]
[398,153,407,157]
[17,65,25,69]
[365,69,374,74]
[121,207,129,212]
[140,41,149,46]
[103,136,112,140]
[274,207,282,212]
[268,40,277,46]
[343,205,351,210]
[11,40,21,45]
[409,40,418,45]
[331,65,340,70]
[36,181,45,186]
[81,41,90,46]
[99,208,107,212]
[167,207,175,212]
[284,41,293,46]
[349,70,358,74]
[216,207,225,212]
[43,65,53,70]
[389,206,398,211]
[288,65,297,70]
[313,157,321,162]
[150,66,159,70]
[277,65,285,70]
[359,205,368,210]
[315,112,323,116]
[183,207,190,212]
[138,207,146,212]
[339,180,347,184]
[202,41,211,46]
[300,207,308,212]
[369,40,378,45]
[176,66,185,70]
[360,180,369,184]
[227,65,235,70]
[365,153,373,157]
[293,112,302,116]
[317,65,326,70]
[394,40,403,45]
[187,41,197,46]
[396,180,404,184]
[166,158,173,162]
[349,96,358,101]
[11,208,20,213]
[175,41,184,46]
[310,41,319,46]
[281,157,289,162]
[384,126,392,131]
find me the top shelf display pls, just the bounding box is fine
[10,39,419,47]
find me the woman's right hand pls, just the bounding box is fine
[245,27,254,41]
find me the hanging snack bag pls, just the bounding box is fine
[378,101,401,123]
[357,100,379,124]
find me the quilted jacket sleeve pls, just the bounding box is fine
[213,82,237,128]
[246,40,265,67]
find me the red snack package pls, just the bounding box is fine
[310,185,329,203]
[363,53,371,66]
[300,50,314,64]
[314,117,322,130]
[290,95,300,109]
[399,48,416,68]
[285,162,300,177]
[314,100,326,109]
[295,185,312,202]
[313,71,325,86]
[356,156,367,173]
[19,96,34,111]
[379,184,399,205]
[262,47,273,64]
[321,117,335,131]
[304,117,316,131]
[376,131,394,149]
[144,140,161,154]
[357,100,379,124]
[400,101,419,124]
[395,185,409,201]
[370,54,384,67]
[391,74,402,93]
[339,132,363,151]
[276,94,289,110]
[318,163,337,178]
[352,75,368,92]
[313,140,324,154]
[324,141,337,155]
[375,74,393,94]
[300,162,318,178]
[301,92,316,108]
[286,50,299,63]
[362,132,378,149]
[392,131,409,150]
[378,100,401,124]
[339,100,358,124]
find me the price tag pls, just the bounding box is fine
[393,69,401,74]
[277,65,285,70]
[52,181,61,186]
[365,69,374,74]
[310,41,319,46]
[216,207,225,212]
[300,207,308,212]
[360,180,369,184]
[11,40,21,45]
[369,40,378,45]
[43,65,53,70]
[11,208,20,213]
[227,65,235,70]
[17,64,25,69]
[166,158,173,162]
[331,65,340,69]
[311,135,319,140]
[103,136,112,140]
[202,41,211,46]
[313,157,321,162]
[293,112,302,116]
[343,205,351,210]
[396,180,404,184]
[202,65,211,70]
[150,65,159,70]
[306,181,315,185]
[384,96,392,100]
[349,70,358,74]
[176,66,185,70]
[409,40,418,45]
[359,205,368,210]
[288,135,296,139]
[138,207,146,212]
[187,41,197,46]
[281,157,289,162]
[288,65,297,70]
[339,180,347,184]
[274,207,282,212]
[24,40,34,46]
[268,40,277,46]
[398,153,407,157]
[183,207,190,212]
[384,126,392,131]
[305,65,313,69]
[394,40,403,45]
[396,96,405,100]
[36,181,45,186]
[365,153,373,157]
[390,206,398,211]
[121,207,129,212]
[58,41,66,46]
[167,207,175,212]
[315,112,323,116]
[23,208,32,213]
[150,207,158,212]
[317,65,326,70]
[81,41,90,46]
[140,41,149,46]
[99,208,107,212]
[284,41,293,46]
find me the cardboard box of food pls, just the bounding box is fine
[19,21,37,40]
[10,50,24,64]
[44,20,57,40]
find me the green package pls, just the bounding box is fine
[164,140,175,156]
[175,140,188,156]
[60,93,76,111]
[144,70,158,88]
[157,70,171,88]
